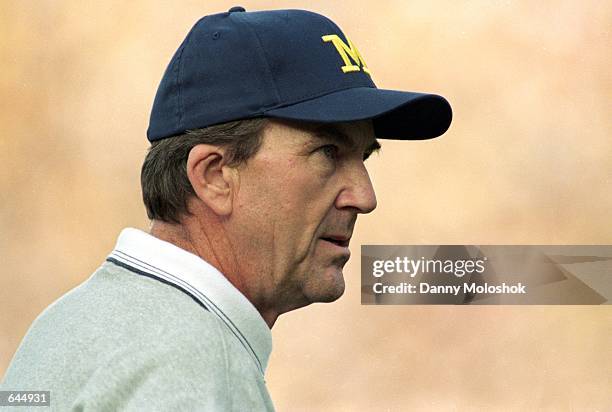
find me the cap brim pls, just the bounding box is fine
[264,87,452,140]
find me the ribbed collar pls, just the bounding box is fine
[107,228,272,374]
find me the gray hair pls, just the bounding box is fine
[141,118,268,223]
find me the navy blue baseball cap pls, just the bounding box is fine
[147,7,452,142]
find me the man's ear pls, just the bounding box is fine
[186,144,237,216]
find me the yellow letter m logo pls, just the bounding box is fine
[322,34,371,75]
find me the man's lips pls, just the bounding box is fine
[319,234,352,265]
[319,235,351,248]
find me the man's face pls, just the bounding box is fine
[230,119,379,312]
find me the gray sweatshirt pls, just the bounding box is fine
[1,229,275,411]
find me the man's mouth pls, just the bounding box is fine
[320,235,350,248]
[319,234,352,264]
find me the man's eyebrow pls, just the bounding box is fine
[313,124,353,146]
[365,139,381,159]
[313,124,381,157]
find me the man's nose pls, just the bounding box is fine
[335,163,378,214]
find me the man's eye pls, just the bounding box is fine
[319,145,338,160]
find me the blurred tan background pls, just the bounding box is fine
[1,0,610,410]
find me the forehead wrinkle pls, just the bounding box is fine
[264,120,317,153]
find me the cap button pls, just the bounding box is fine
[228,6,246,13]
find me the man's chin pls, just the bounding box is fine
[305,266,346,303]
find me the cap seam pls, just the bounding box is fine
[171,45,185,130]
[175,23,201,129]
[236,16,282,106]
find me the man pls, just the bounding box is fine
[1,7,451,411]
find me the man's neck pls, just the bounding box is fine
[149,219,280,328]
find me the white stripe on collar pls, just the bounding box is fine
[107,227,272,375]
